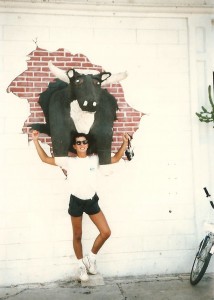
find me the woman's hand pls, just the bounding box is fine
[31,130,39,141]
[111,133,131,164]
[122,133,131,145]
[31,130,56,166]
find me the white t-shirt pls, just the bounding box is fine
[55,155,99,200]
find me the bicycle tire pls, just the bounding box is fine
[190,237,212,285]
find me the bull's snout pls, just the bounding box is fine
[82,100,97,112]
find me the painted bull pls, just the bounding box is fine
[30,61,127,165]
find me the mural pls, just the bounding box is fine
[7,47,143,163]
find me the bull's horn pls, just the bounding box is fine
[101,71,128,86]
[48,61,69,83]
[49,61,100,81]
[48,60,128,85]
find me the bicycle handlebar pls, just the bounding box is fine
[204,187,211,197]
[203,187,214,209]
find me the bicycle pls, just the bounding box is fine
[190,187,214,285]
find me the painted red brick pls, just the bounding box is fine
[10,87,25,93]
[34,51,49,56]
[41,57,55,61]
[82,63,95,68]
[126,112,141,116]
[56,57,71,61]
[27,78,42,82]
[49,52,65,56]
[33,72,49,77]
[17,82,34,87]
[114,123,124,127]
[72,57,88,62]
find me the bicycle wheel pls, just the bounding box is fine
[190,236,212,285]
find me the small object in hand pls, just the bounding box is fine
[125,148,134,161]
[125,136,134,161]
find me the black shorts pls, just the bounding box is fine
[68,193,101,217]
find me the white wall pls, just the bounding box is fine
[0,0,214,285]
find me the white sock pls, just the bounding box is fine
[89,251,97,261]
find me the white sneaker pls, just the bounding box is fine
[78,265,89,282]
[83,255,97,275]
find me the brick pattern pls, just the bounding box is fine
[7,47,143,154]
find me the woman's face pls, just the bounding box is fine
[73,137,89,156]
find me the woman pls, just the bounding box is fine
[32,130,130,281]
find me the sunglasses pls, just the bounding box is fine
[75,140,88,145]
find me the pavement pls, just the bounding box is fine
[0,273,214,300]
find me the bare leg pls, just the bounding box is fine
[71,216,83,259]
[89,211,111,254]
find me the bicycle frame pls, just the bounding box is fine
[203,188,214,254]
[204,223,214,254]
[190,187,214,285]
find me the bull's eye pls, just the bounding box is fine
[75,78,83,85]
[93,79,101,86]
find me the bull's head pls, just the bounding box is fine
[48,61,128,113]
[66,69,111,112]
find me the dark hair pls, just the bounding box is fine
[72,132,89,145]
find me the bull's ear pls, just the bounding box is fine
[100,72,111,83]
[67,69,81,79]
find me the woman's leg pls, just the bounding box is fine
[71,216,83,259]
[89,211,111,254]
[71,216,89,281]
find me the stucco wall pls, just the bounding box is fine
[0,0,214,285]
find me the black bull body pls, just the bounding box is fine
[30,65,123,165]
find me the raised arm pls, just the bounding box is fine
[111,133,130,164]
[31,130,56,166]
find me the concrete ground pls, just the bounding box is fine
[0,273,214,300]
